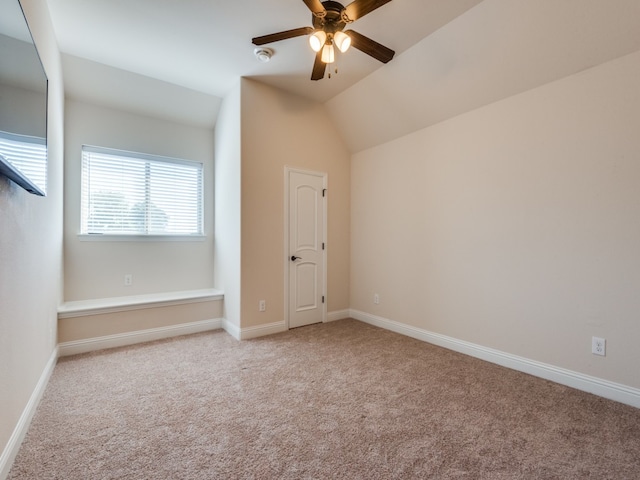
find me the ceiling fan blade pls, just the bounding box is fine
[346,30,395,63]
[342,0,392,22]
[311,50,326,81]
[252,27,314,46]
[303,0,327,17]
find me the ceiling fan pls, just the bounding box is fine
[252,0,395,81]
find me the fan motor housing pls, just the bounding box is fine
[313,1,347,31]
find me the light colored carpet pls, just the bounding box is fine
[8,319,640,479]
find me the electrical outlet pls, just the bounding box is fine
[124,274,133,286]
[592,336,606,356]
[373,293,379,305]
[259,300,266,312]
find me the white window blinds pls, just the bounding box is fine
[81,146,203,236]
[0,130,47,194]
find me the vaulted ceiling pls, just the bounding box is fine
[47,0,481,100]
[45,0,640,152]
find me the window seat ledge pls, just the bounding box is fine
[58,288,224,318]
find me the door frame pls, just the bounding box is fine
[284,166,328,330]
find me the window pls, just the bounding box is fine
[0,130,47,195]
[81,146,203,236]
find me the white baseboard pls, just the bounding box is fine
[222,319,241,340]
[326,309,350,322]
[0,347,58,480]
[240,321,287,340]
[58,318,223,357]
[236,311,351,339]
[350,309,640,409]
[223,310,350,341]
[226,313,351,341]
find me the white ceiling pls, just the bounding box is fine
[46,0,482,126]
[40,0,640,150]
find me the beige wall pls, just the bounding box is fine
[351,50,640,389]
[239,79,350,328]
[63,100,215,301]
[0,0,63,473]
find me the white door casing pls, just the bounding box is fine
[285,167,326,329]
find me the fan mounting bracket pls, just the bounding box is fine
[313,1,348,30]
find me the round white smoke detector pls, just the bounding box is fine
[254,48,274,63]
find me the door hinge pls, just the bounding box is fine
[322,242,325,250]
[322,295,325,303]
[322,188,327,197]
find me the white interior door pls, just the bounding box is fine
[287,168,326,329]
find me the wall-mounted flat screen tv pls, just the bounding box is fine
[0,0,48,196]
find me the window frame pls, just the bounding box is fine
[79,145,205,241]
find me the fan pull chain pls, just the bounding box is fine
[329,53,339,79]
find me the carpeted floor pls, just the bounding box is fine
[8,319,640,479]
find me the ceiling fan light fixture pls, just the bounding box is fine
[334,31,351,53]
[251,0,396,81]
[309,30,327,52]
[321,43,335,64]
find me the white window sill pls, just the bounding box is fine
[78,234,206,242]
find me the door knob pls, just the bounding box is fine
[291,255,302,261]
